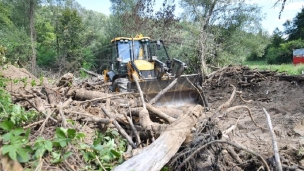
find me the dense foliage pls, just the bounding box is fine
[0,0,303,72]
[261,7,304,64]
[0,0,274,76]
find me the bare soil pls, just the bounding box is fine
[173,66,304,170]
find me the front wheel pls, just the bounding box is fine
[112,78,128,92]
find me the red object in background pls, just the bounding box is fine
[293,49,304,65]
[293,56,304,65]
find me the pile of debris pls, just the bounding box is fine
[1,64,304,171]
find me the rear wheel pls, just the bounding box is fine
[112,78,128,92]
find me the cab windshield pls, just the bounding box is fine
[117,42,131,63]
[133,40,150,60]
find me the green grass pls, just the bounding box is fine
[243,60,304,75]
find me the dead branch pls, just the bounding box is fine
[44,86,58,107]
[205,66,228,83]
[23,120,44,129]
[212,84,236,119]
[226,145,243,164]
[123,112,141,148]
[80,68,103,79]
[263,108,283,171]
[101,107,136,149]
[58,98,73,128]
[38,109,56,135]
[146,103,176,123]
[78,92,133,103]
[236,91,253,103]
[132,73,146,109]
[224,105,265,130]
[178,140,270,171]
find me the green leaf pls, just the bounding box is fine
[67,128,76,139]
[161,166,169,171]
[76,132,85,140]
[52,141,60,147]
[58,139,68,148]
[31,80,36,87]
[8,149,17,160]
[100,155,111,162]
[81,151,90,162]
[1,145,13,155]
[56,127,66,138]
[63,151,73,159]
[66,119,75,125]
[51,152,61,163]
[34,141,43,150]
[44,140,52,151]
[111,130,119,137]
[16,148,30,163]
[10,136,23,145]
[11,128,25,136]
[93,144,103,151]
[79,143,90,149]
[0,120,14,131]
[2,132,13,142]
[12,105,21,115]
[24,128,30,138]
[34,147,45,159]
[59,127,67,134]
[110,149,121,158]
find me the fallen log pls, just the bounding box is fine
[67,88,108,100]
[113,105,203,171]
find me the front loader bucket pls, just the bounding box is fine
[130,75,208,107]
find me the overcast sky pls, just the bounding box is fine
[76,0,304,34]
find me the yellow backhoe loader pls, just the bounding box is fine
[103,35,208,108]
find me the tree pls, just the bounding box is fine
[180,0,265,74]
[29,0,37,74]
[265,39,304,64]
[108,0,179,39]
[56,8,84,72]
[0,1,13,28]
[284,7,304,41]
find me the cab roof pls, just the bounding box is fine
[111,36,150,43]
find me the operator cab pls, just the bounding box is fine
[110,36,152,75]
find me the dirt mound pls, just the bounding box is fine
[0,65,39,92]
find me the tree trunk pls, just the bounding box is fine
[113,105,204,171]
[29,0,36,74]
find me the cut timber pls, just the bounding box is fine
[67,88,108,101]
[113,105,203,171]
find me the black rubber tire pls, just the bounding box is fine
[112,78,128,92]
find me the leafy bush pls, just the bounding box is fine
[0,77,37,125]
[265,39,304,64]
